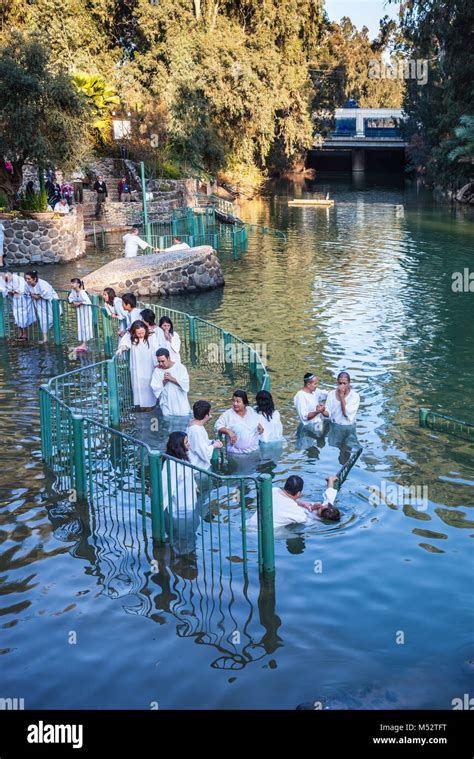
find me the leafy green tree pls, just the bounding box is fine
[71,72,120,146]
[0,33,90,201]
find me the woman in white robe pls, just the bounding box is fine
[4,273,36,338]
[68,278,93,351]
[116,321,156,409]
[157,315,181,363]
[255,390,284,444]
[161,432,199,553]
[139,308,162,353]
[24,271,61,343]
[214,390,264,455]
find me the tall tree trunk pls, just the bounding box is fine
[0,161,23,206]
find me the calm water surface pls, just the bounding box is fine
[1,177,473,709]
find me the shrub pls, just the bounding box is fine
[21,189,49,212]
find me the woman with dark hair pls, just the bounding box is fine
[161,431,199,551]
[322,371,360,426]
[116,320,156,408]
[68,278,93,352]
[3,272,36,339]
[24,271,61,343]
[103,287,128,332]
[214,389,264,454]
[255,390,284,443]
[157,315,181,362]
[140,308,161,351]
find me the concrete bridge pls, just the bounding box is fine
[309,107,407,173]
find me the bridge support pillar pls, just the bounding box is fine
[352,148,366,173]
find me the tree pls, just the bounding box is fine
[448,115,474,164]
[0,33,90,202]
[71,72,120,146]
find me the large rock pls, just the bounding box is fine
[83,246,224,296]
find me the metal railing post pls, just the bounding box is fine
[90,294,100,341]
[101,307,114,358]
[419,407,429,427]
[0,294,5,339]
[39,385,52,462]
[52,300,61,345]
[258,473,275,575]
[107,359,120,428]
[149,450,166,542]
[140,160,148,229]
[72,413,86,500]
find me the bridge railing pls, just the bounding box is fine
[419,408,474,442]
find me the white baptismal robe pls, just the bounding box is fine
[151,361,191,416]
[214,407,261,454]
[68,288,93,342]
[7,274,36,328]
[247,486,338,530]
[155,328,181,363]
[26,278,60,332]
[118,333,156,408]
[161,459,197,518]
[293,388,328,426]
[256,410,284,443]
[187,423,214,470]
[123,234,150,258]
[325,389,360,425]
[125,307,143,328]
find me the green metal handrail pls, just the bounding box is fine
[334,447,363,490]
[419,408,474,442]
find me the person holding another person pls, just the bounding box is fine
[151,347,191,417]
[322,371,360,426]
[187,400,223,470]
[247,475,340,530]
[165,237,190,252]
[214,390,264,455]
[294,372,328,430]
[123,228,154,258]
[255,390,284,443]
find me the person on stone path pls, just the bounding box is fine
[118,176,132,202]
[93,175,108,219]
[71,168,85,204]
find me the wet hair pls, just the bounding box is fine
[129,320,149,345]
[156,347,170,359]
[337,371,351,383]
[140,308,156,326]
[122,292,137,308]
[193,400,211,420]
[303,372,317,385]
[233,389,249,406]
[164,431,189,463]
[284,475,304,496]
[26,270,39,282]
[255,390,275,421]
[159,315,174,334]
[320,505,341,522]
[103,287,116,304]
[71,278,84,288]
[173,237,181,243]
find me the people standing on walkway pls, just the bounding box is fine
[187,400,223,469]
[71,168,85,204]
[68,278,93,353]
[118,176,132,202]
[151,347,191,417]
[93,175,108,219]
[116,320,157,409]
[255,390,284,443]
[121,292,143,329]
[294,372,327,430]
[24,271,61,343]
[214,390,264,454]
[322,371,360,426]
[4,272,36,339]
[157,315,181,363]
[123,228,153,258]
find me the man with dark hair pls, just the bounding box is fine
[247,474,340,529]
[93,174,107,219]
[121,292,142,328]
[294,372,328,429]
[151,347,191,416]
[187,400,223,470]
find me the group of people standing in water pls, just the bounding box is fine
[0,270,361,531]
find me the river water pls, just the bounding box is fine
[1,177,473,710]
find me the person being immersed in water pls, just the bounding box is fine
[247,475,341,530]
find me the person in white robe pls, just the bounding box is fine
[68,278,93,351]
[156,315,181,362]
[0,222,5,267]
[151,348,191,417]
[102,287,127,333]
[4,272,37,339]
[123,228,154,258]
[322,371,360,426]
[164,237,191,252]
[214,390,264,455]
[0,273,7,296]
[116,321,156,408]
[247,475,340,530]
[187,400,223,470]
[121,293,143,332]
[255,390,284,444]
[24,271,61,343]
[293,372,328,433]
[160,432,200,553]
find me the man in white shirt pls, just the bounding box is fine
[121,292,143,329]
[294,372,328,426]
[123,228,154,258]
[187,400,223,469]
[322,371,360,426]
[164,236,191,252]
[54,198,70,215]
[151,347,191,416]
[247,475,340,530]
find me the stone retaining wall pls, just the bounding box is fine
[83,246,224,297]
[102,199,183,227]
[2,213,85,265]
